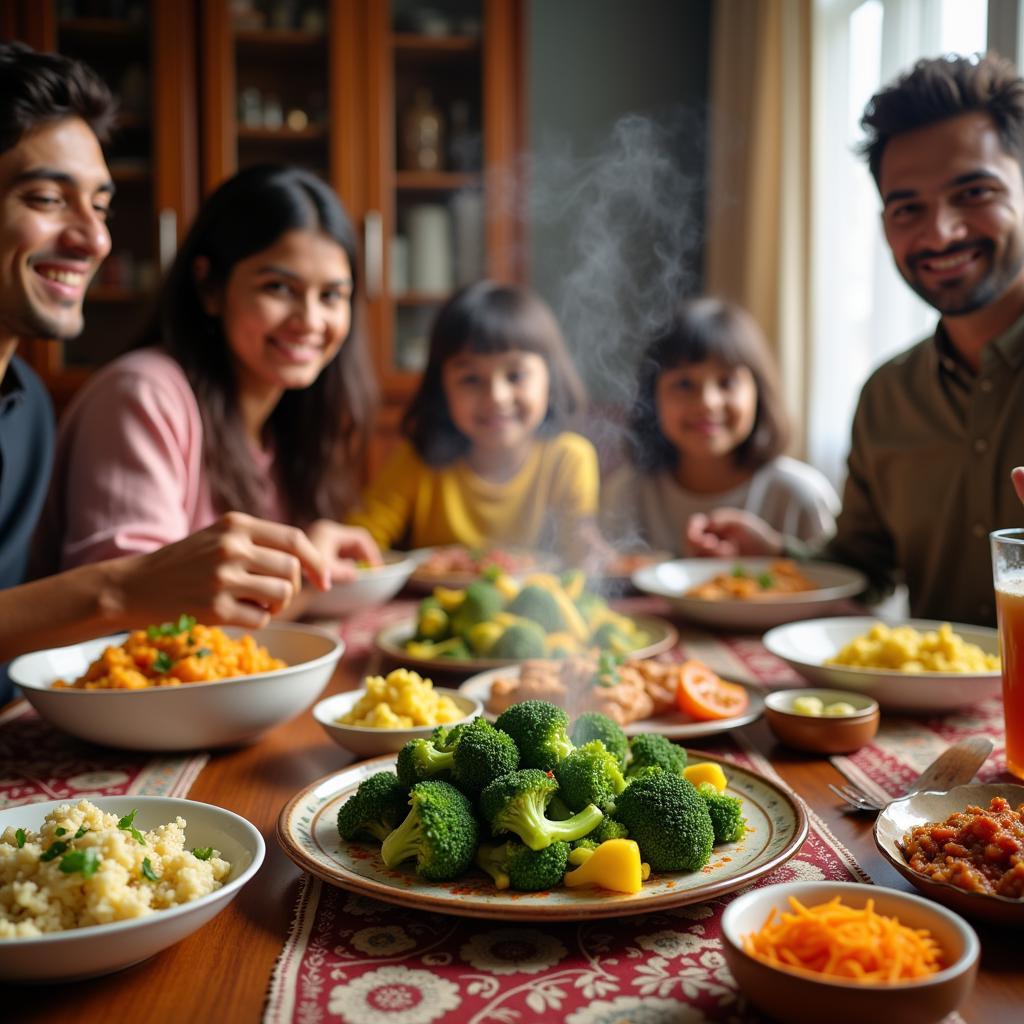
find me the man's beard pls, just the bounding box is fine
[903,237,1024,316]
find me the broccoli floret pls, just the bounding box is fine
[450,580,504,637]
[571,712,629,769]
[575,590,605,624]
[451,717,520,796]
[396,737,455,786]
[614,768,714,872]
[479,769,603,851]
[591,621,634,656]
[380,780,479,881]
[627,733,688,778]
[432,721,470,751]
[572,816,629,849]
[415,596,450,641]
[547,794,573,820]
[336,772,410,843]
[490,620,547,659]
[554,741,626,812]
[507,585,564,632]
[495,700,575,770]
[697,782,747,844]
[475,839,569,891]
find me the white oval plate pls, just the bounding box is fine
[762,617,1001,712]
[277,752,807,921]
[459,664,764,739]
[632,558,866,630]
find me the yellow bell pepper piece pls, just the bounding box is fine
[563,839,648,894]
[561,569,585,601]
[683,762,728,792]
[521,574,590,642]
[493,573,521,602]
[544,631,578,654]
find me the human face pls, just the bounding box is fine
[880,112,1024,316]
[0,117,113,344]
[209,228,353,399]
[441,349,551,459]
[655,358,758,462]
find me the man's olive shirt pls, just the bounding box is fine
[825,313,1024,627]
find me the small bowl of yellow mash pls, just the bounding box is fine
[312,668,481,757]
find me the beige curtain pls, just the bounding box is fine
[705,0,812,453]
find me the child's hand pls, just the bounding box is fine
[307,520,383,583]
[1013,467,1024,505]
[685,509,784,558]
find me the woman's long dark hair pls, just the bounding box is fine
[628,297,788,474]
[138,165,376,524]
[402,280,587,465]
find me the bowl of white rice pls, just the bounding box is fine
[0,795,264,982]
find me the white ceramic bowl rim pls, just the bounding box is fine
[11,622,343,696]
[0,796,265,947]
[722,880,980,989]
[312,688,481,733]
[764,688,879,718]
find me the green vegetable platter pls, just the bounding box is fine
[276,749,807,921]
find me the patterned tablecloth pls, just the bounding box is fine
[0,700,207,807]
[266,600,892,1024]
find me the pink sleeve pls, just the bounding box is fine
[54,353,205,569]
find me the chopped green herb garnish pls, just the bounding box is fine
[40,840,69,862]
[194,647,211,659]
[731,565,748,578]
[141,857,160,882]
[757,572,775,590]
[147,614,197,639]
[187,634,196,646]
[191,847,214,861]
[594,649,623,688]
[74,825,89,840]
[117,809,146,845]
[59,848,101,877]
[15,828,26,848]
[55,827,67,837]
[153,651,174,674]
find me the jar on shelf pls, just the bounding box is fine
[401,89,445,172]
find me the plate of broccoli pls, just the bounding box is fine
[374,570,678,671]
[277,703,808,921]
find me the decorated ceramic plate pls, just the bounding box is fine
[458,664,764,739]
[407,546,561,594]
[276,751,808,921]
[374,615,679,674]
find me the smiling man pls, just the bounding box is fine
[0,43,335,685]
[687,53,1024,625]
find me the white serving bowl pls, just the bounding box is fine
[0,795,265,982]
[305,551,419,618]
[721,880,979,1024]
[9,623,343,751]
[632,558,866,630]
[312,687,481,758]
[762,617,1001,712]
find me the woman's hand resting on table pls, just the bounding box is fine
[684,508,784,558]
[307,520,383,584]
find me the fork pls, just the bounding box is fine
[829,735,994,813]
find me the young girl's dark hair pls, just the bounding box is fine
[628,297,789,474]
[138,164,376,523]
[402,280,587,465]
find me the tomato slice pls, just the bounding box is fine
[675,661,749,721]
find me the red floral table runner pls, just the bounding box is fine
[0,700,207,808]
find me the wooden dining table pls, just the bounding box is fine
[2,605,1021,1023]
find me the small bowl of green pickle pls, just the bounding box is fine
[764,688,879,754]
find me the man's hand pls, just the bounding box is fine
[114,512,331,628]
[684,508,784,558]
[306,520,383,584]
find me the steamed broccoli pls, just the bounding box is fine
[697,782,747,844]
[614,768,714,872]
[591,621,633,656]
[571,712,629,769]
[495,701,575,770]
[467,620,504,655]
[380,780,479,881]
[405,636,471,660]
[336,772,410,843]
[627,733,688,778]
[432,721,470,751]
[415,596,450,641]
[450,717,520,796]
[490,620,547,659]
[475,839,570,891]
[572,816,630,850]
[554,740,626,812]
[479,769,603,850]
[507,585,564,632]
[396,737,455,786]
[450,580,504,637]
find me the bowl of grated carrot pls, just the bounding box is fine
[720,881,979,1024]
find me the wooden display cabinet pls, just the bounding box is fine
[4,0,199,412]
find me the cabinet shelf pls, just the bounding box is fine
[234,28,326,51]
[395,171,480,191]
[392,33,481,56]
[237,125,327,142]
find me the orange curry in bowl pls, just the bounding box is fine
[685,560,816,601]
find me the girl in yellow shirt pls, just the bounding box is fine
[349,281,598,562]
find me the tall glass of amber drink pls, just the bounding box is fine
[992,528,1024,779]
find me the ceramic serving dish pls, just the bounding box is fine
[764,688,879,754]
